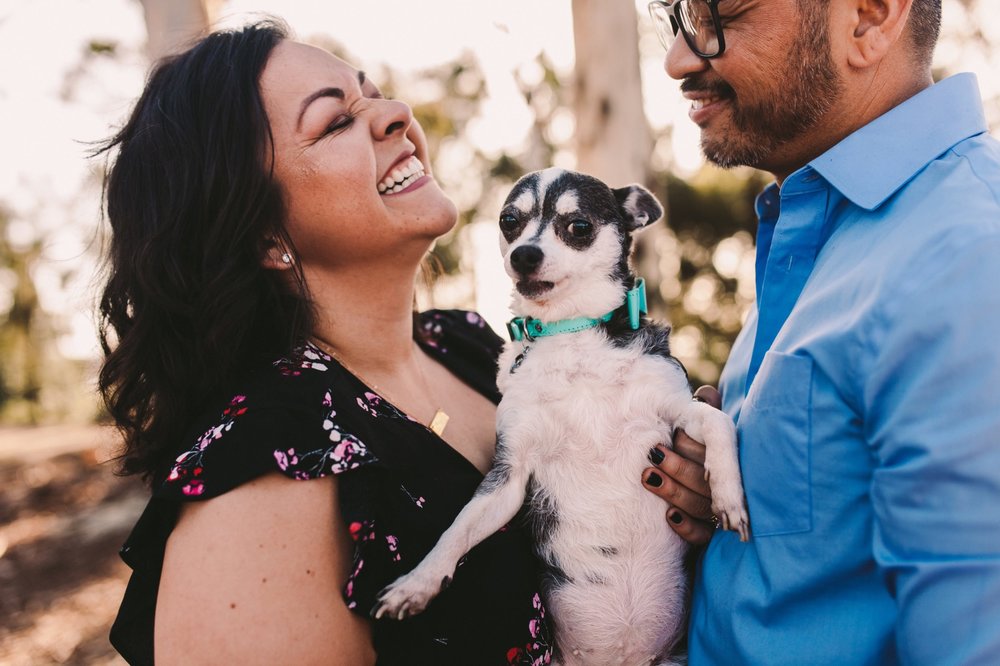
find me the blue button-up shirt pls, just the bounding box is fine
[689,73,1000,665]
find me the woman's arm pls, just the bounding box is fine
[155,473,375,665]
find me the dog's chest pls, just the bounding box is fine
[497,331,671,443]
[500,334,635,395]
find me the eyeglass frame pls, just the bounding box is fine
[647,0,727,59]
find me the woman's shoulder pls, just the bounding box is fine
[417,309,504,356]
[153,343,379,501]
[417,309,506,402]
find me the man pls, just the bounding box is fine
[642,0,1000,663]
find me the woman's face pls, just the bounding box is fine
[259,40,457,271]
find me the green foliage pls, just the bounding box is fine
[0,207,45,424]
[642,167,768,386]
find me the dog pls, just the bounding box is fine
[374,168,749,665]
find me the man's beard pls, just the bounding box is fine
[692,8,843,169]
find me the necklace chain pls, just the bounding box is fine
[310,338,450,437]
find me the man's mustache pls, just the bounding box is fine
[680,76,735,99]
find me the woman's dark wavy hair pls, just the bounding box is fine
[96,19,313,482]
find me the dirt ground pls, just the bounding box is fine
[0,424,147,665]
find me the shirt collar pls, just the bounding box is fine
[807,73,988,211]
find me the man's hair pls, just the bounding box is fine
[909,0,943,65]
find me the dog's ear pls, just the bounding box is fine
[613,185,663,231]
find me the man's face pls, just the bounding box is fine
[666,0,844,175]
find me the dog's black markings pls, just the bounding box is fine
[539,555,575,592]
[596,545,619,557]
[474,438,512,497]
[525,473,560,549]
[498,175,541,243]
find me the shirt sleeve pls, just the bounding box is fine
[862,233,1000,665]
[154,381,379,502]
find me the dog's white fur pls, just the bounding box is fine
[375,169,749,666]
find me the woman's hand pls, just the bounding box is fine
[642,386,722,546]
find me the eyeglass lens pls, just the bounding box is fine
[650,0,720,57]
[679,0,720,55]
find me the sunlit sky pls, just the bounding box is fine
[1,0,998,359]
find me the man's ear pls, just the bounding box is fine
[261,239,295,271]
[845,0,914,68]
[613,184,663,231]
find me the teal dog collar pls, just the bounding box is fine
[507,279,648,342]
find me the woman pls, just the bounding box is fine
[99,19,553,665]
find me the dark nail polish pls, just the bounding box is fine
[669,510,684,524]
[648,447,665,465]
[646,471,663,488]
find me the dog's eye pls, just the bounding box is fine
[499,213,519,231]
[568,220,593,237]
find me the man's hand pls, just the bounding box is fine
[642,385,722,545]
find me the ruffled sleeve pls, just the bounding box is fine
[153,347,380,502]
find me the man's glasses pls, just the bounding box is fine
[648,0,726,59]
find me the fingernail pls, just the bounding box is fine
[648,447,665,465]
[669,510,683,524]
[646,471,663,488]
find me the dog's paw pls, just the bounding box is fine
[371,568,453,621]
[709,476,751,542]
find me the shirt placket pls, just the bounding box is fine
[745,175,828,391]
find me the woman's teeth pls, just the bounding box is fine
[378,156,425,194]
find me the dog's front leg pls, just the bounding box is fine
[676,401,751,541]
[372,448,529,620]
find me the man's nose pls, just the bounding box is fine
[664,34,710,80]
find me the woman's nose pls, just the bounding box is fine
[374,99,413,139]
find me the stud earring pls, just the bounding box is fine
[280,252,293,265]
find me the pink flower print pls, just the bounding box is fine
[507,647,523,664]
[357,392,381,416]
[222,395,247,417]
[400,485,426,508]
[300,347,329,371]
[274,344,330,374]
[529,619,541,638]
[273,448,299,471]
[276,394,376,479]
[343,555,366,610]
[386,534,401,562]
[164,394,251,495]
[532,593,543,611]
[466,312,486,328]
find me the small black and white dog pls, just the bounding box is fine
[375,169,749,665]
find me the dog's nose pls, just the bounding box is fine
[511,245,544,275]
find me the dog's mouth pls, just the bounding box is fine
[516,279,555,299]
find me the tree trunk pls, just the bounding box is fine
[138,0,222,60]
[571,0,651,184]
[571,0,664,305]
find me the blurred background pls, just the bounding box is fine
[0,0,996,663]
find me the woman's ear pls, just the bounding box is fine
[845,0,914,69]
[261,239,295,271]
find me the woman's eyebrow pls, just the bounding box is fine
[296,71,367,131]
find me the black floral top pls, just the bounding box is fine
[110,310,554,666]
